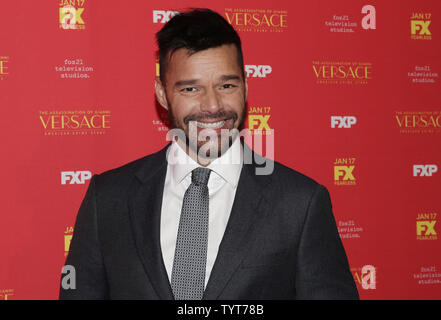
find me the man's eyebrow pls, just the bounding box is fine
[174,75,242,87]
[174,79,200,87]
[219,74,241,82]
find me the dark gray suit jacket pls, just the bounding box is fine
[59,143,359,300]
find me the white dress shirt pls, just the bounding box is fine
[160,137,243,287]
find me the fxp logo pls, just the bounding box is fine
[413,164,438,177]
[245,65,272,78]
[153,10,179,23]
[331,116,357,128]
[61,171,92,185]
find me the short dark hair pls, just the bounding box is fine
[156,8,244,84]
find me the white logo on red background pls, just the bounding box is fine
[153,10,179,23]
[61,171,92,185]
[245,65,272,78]
[331,116,357,128]
[413,164,438,177]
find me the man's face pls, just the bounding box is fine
[155,44,247,159]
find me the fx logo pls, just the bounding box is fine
[411,20,431,35]
[245,65,272,78]
[361,265,376,290]
[59,5,85,29]
[248,115,271,130]
[413,164,438,177]
[0,59,8,76]
[61,171,92,185]
[65,234,73,252]
[361,5,376,30]
[417,221,436,236]
[153,10,179,23]
[334,166,355,181]
[331,116,357,128]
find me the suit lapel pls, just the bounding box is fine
[203,153,272,300]
[127,145,175,300]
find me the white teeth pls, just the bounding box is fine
[195,120,226,129]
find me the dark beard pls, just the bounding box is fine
[167,103,247,157]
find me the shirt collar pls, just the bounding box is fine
[167,137,243,188]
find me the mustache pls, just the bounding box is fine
[183,110,238,125]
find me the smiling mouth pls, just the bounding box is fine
[195,120,227,129]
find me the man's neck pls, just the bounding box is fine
[174,137,242,167]
[175,139,214,167]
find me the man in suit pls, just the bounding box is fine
[60,9,358,300]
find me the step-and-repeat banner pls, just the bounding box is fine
[1,0,440,300]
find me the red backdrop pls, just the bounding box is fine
[1,0,440,300]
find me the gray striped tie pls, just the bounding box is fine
[171,167,211,300]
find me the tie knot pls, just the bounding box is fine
[191,167,211,186]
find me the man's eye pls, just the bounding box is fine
[181,87,197,93]
[221,83,237,89]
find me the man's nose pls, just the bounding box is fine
[200,87,221,113]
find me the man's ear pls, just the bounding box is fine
[155,77,168,110]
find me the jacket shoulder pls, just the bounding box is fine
[265,159,327,206]
[93,145,168,189]
[272,160,321,190]
[247,144,320,193]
